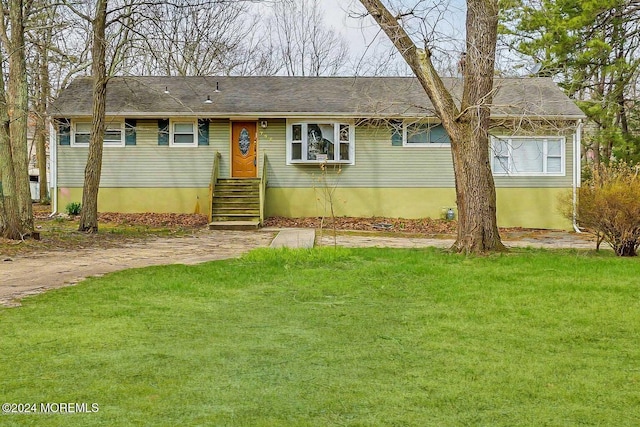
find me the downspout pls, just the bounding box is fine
[572,119,583,233]
[49,121,57,216]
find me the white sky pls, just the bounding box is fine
[256,0,483,75]
[317,0,470,75]
[318,0,378,56]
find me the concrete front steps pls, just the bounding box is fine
[209,178,261,230]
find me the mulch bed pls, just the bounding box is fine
[264,216,458,235]
[97,213,209,228]
[31,202,555,237]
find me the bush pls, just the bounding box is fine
[65,202,81,216]
[576,163,640,256]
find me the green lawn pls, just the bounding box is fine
[1,248,639,426]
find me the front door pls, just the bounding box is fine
[231,122,257,178]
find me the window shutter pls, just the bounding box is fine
[125,119,137,146]
[158,119,169,145]
[391,128,402,146]
[389,120,403,146]
[58,119,71,145]
[198,119,209,146]
[429,124,450,144]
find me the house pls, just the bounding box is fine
[48,76,585,229]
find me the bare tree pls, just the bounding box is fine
[0,0,44,239]
[66,0,274,232]
[123,2,271,76]
[0,48,22,239]
[33,49,50,203]
[28,2,58,203]
[0,0,34,236]
[269,0,350,76]
[63,0,109,233]
[358,0,505,253]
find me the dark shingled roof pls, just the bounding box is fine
[49,76,586,119]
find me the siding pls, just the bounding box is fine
[58,119,231,187]
[260,121,455,188]
[58,118,574,189]
[260,121,574,189]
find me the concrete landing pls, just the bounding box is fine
[270,228,316,249]
[209,220,260,231]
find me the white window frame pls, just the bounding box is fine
[71,120,125,147]
[169,119,197,147]
[285,120,355,165]
[71,121,91,146]
[491,136,566,177]
[402,121,450,148]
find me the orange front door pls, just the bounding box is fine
[231,122,257,178]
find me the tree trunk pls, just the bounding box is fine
[0,56,21,239]
[450,0,505,253]
[616,240,637,257]
[358,0,505,253]
[36,43,51,203]
[0,127,22,240]
[7,0,33,232]
[78,0,108,233]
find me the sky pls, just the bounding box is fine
[316,0,528,76]
[316,0,470,74]
[318,0,379,56]
[254,0,492,76]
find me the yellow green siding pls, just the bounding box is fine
[496,188,570,229]
[57,187,211,215]
[266,187,571,230]
[58,186,570,229]
[55,117,577,229]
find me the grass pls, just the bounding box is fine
[1,247,639,426]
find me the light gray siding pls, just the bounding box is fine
[259,120,455,188]
[58,117,574,189]
[260,121,574,189]
[58,119,230,187]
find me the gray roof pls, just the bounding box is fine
[49,76,586,120]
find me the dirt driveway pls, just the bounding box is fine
[1,227,598,308]
[1,230,275,307]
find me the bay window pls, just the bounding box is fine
[287,121,354,164]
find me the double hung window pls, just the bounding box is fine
[492,137,564,176]
[72,121,124,146]
[170,121,197,146]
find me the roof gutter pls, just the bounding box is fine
[572,119,583,233]
[50,112,590,121]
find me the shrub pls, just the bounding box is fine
[576,163,640,256]
[65,202,81,216]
